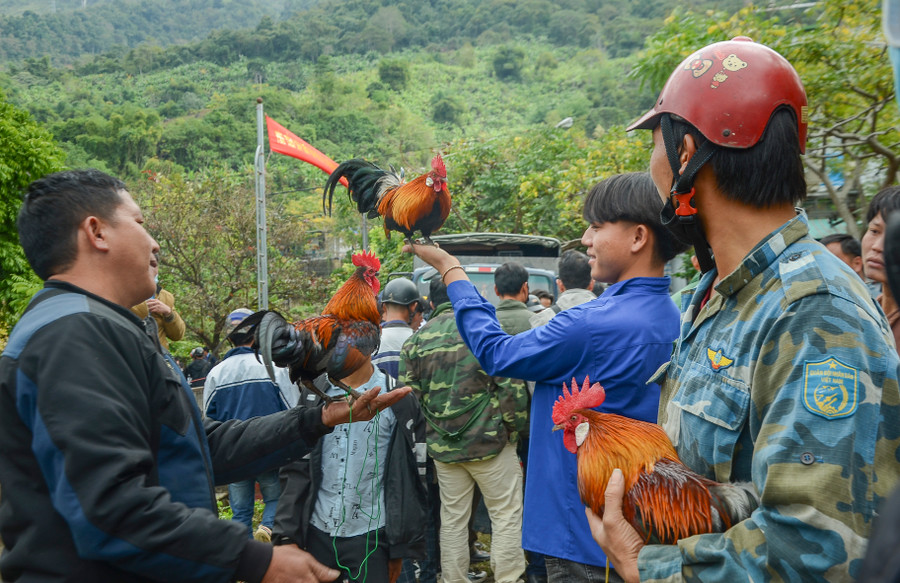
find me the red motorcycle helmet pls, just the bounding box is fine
[628,37,808,153]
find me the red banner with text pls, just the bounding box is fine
[265,116,347,187]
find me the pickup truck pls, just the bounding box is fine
[406,232,561,306]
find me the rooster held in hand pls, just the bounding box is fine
[237,251,383,404]
[323,153,451,245]
[552,377,758,544]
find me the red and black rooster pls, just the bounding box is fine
[323,153,451,245]
[552,377,759,544]
[236,251,382,404]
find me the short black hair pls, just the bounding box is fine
[667,108,806,207]
[819,233,861,258]
[582,172,689,263]
[533,289,553,300]
[494,262,528,296]
[18,169,126,280]
[866,186,900,224]
[557,250,592,289]
[429,274,450,307]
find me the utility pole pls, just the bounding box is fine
[255,98,269,310]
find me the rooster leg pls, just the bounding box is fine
[300,378,344,405]
[327,375,364,402]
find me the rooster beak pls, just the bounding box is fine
[552,424,564,431]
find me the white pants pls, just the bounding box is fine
[434,443,525,583]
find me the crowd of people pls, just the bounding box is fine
[0,34,899,583]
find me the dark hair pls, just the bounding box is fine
[494,262,529,296]
[18,169,126,280]
[582,172,689,262]
[429,274,450,306]
[819,233,861,258]
[533,289,553,300]
[667,108,806,207]
[557,249,592,289]
[866,186,900,224]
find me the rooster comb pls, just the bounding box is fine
[351,250,381,272]
[431,153,446,178]
[551,376,606,425]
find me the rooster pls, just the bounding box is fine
[237,251,383,404]
[323,153,451,245]
[552,377,759,544]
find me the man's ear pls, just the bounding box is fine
[631,224,651,254]
[80,215,110,252]
[679,134,699,175]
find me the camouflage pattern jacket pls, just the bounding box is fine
[399,302,529,464]
[643,214,900,582]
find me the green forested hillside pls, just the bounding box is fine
[0,0,748,66]
[0,0,893,343]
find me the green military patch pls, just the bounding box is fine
[803,358,858,419]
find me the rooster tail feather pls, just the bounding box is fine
[708,481,760,530]
[323,158,391,216]
[256,311,289,384]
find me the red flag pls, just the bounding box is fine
[265,116,348,187]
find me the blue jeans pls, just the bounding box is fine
[228,469,282,537]
[544,556,624,583]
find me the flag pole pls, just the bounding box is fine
[255,97,269,310]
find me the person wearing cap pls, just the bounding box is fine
[372,277,423,380]
[202,308,301,543]
[184,346,213,391]
[585,38,900,583]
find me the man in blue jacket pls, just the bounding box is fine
[406,172,688,583]
[0,169,409,583]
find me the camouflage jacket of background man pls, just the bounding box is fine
[399,301,529,464]
[644,214,900,583]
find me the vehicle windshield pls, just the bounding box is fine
[417,269,555,307]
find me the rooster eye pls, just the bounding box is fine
[570,415,577,421]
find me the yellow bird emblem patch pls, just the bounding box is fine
[707,348,734,371]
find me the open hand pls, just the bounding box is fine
[320,385,413,426]
[262,544,340,583]
[585,468,644,583]
[402,241,457,274]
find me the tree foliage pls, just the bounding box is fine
[131,168,333,355]
[0,91,64,328]
[632,0,898,237]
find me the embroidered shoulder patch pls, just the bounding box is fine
[707,348,734,371]
[803,358,858,419]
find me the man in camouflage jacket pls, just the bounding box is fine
[400,276,529,583]
[589,38,900,582]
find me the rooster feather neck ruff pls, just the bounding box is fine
[552,376,605,425]
[351,250,381,272]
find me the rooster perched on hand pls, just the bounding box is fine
[552,377,758,544]
[323,153,451,245]
[236,251,383,404]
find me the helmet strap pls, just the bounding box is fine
[660,115,718,273]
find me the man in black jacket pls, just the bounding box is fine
[0,169,409,583]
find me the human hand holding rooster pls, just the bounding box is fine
[585,469,643,583]
[402,241,469,285]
